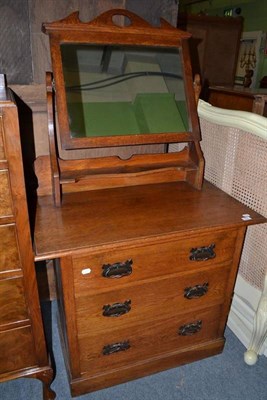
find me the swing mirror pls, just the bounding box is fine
[43,9,200,150]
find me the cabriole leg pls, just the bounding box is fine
[29,368,56,399]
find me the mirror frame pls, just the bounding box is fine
[43,9,200,150]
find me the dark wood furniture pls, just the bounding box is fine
[208,86,267,117]
[34,180,266,396]
[177,14,243,97]
[0,82,55,399]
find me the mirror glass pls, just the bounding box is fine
[61,44,189,138]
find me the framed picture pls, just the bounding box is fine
[235,31,262,88]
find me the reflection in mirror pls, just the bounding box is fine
[61,44,189,139]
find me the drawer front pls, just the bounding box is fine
[0,170,13,218]
[73,229,238,293]
[0,224,21,272]
[0,325,37,374]
[0,277,28,326]
[78,305,222,375]
[75,265,230,335]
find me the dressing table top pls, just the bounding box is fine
[34,181,265,260]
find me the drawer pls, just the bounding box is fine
[0,224,21,272]
[72,229,238,293]
[0,170,13,218]
[78,305,222,375]
[0,325,37,374]
[0,277,28,326]
[75,264,230,335]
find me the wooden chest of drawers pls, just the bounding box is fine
[0,89,55,399]
[34,181,266,397]
[208,86,267,116]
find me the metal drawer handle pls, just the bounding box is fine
[184,283,209,299]
[189,244,216,261]
[102,259,133,278]
[178,320,202,336]
[103,340,131,355]
[103,300,131,317]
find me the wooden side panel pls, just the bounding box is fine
[0,225,21,273]
[0,326,37,374]
[0,277,28,326]
[0,170,13,218]
[56,256,81,379]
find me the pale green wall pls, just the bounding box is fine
[179,0,267,87]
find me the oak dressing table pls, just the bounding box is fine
[1,9,265,399]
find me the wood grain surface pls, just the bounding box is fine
[34,180,266,259]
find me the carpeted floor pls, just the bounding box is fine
[1,300,267,400]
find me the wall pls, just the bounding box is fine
[0,0,178,85]
[179,0,267,87]
[0,0,32,84]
